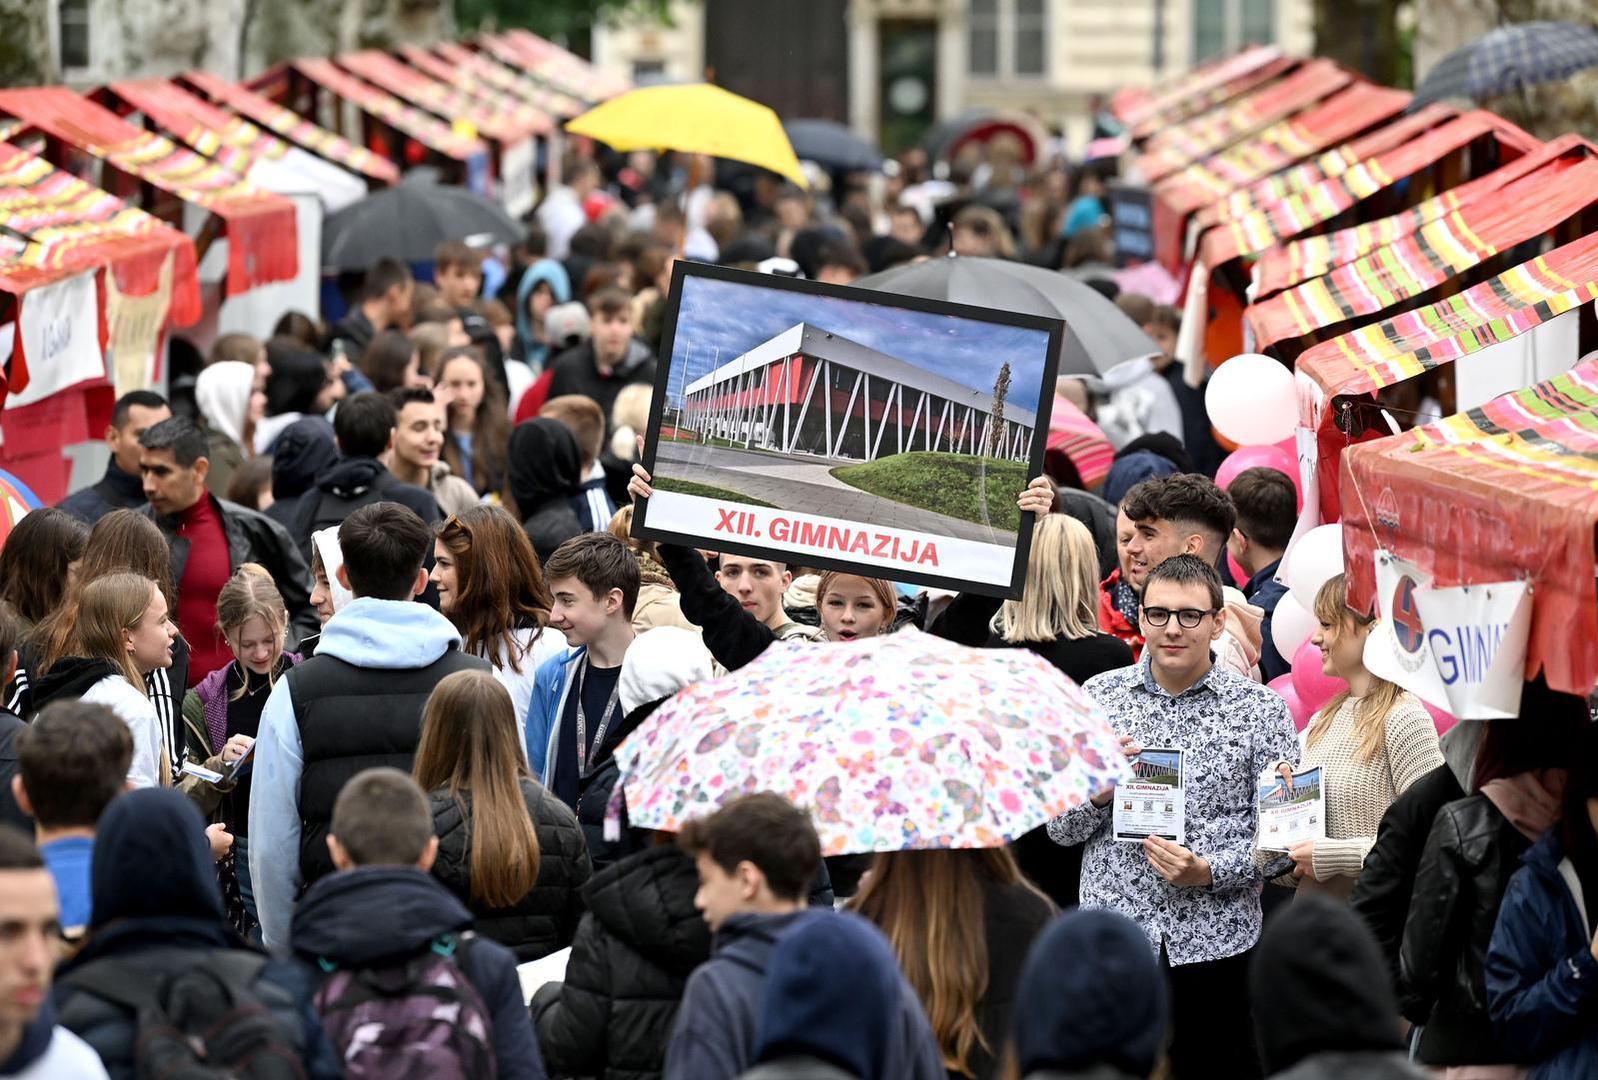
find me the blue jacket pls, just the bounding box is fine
[663,910,944,1080]
[1245,559,1291,682]
[1485,829,1598,1080]
[249,597,465,952]
[527,646,584,788]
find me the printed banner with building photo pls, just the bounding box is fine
[633,262,1064,597]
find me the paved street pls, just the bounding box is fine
[655,442,1017,546]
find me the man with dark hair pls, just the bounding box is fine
[1050,554,1298,1080]
[664,793,943,1080]
[545,285,656,436]
[528,534,640,808]
[1226,467,1298,681]
[289,768,543,1079]
[327,256,414,357]
[58,390,171,524]
[249,502,490,951]
[813,241,868,286]
[384,387,479,517]
[0,825,108,1076]
[13,702,134,940]
[138,416,316,680]
[290,392,440,563]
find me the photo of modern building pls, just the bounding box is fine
[674,322,1036,465]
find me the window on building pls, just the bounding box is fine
[968,0,1047,79]
[1193,0,1276,62]
[58,0,89,70]
[632,58,667,84]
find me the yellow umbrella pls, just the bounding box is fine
[565,83,807,188]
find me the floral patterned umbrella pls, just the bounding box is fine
[614,628,1130,855]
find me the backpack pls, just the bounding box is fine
[312,932,497,1080]
[57,948,308,1079]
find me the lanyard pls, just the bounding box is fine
[574,655,621,779]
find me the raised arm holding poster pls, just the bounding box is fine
[631,262,1064,598]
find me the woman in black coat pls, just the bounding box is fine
[532,842,712,1080]
[415,669,591,962]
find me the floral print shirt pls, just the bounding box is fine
[1049,654,1299,966]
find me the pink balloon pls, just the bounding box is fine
[1423,700,1458,735]
[1291,637,1346,712]
[1215,444,1304,512]
[1268,673,1313,732]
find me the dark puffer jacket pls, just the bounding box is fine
[532,844,713,1080]
[429,778,591,963]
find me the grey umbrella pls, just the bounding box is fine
[1412,20,1598,108]
[321,170,526,270]
[857,255,1160,378]
[783,119,883,172]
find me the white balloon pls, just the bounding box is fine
[1205,352,1296,446]
[1271,589,1316,659]
[1285,523,1345,604]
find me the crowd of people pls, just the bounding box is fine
[0,138,1591,1080]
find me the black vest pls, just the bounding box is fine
[288,646,488,889]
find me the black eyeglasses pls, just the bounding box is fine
[1140,606,1219,628]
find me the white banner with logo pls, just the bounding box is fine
[9,270,104,410]
[1364,552,1532,720]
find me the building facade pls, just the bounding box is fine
[677,322,1035,463]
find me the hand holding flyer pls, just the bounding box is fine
[1258,766,1326,852]
[1113,747,1185,845]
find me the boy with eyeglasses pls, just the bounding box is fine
[1050,554,1298,1080]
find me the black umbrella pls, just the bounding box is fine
[1412,20,1598,108]
[782,119,883,172]
[858,255,1159,378]
[321,171,526,270]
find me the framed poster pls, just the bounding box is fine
[632,261,1064,598]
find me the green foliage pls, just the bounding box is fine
[456,0,675,47]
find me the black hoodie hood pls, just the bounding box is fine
[582,845,711,976]
[270,417,339,501]
[507,418,583,512]
[315,456,388,500]
[26,657,119,714]
[291,866,473,966]
[93,788,225,928]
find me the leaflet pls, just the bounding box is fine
[1113,747,1185,845]
[1257,766,1326,852]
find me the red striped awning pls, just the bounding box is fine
[179,71,399,184]
[478,32,626,104]
[1254,134,1589,297]
[0,87,295,297]
[1155,82,1410,216]
[1198,111,1501,268]
[435,41,583,120]
[1125,50,1294,140]
[0,139,199,322]
[396,45,552,136]
[1138,60,1353,183]
[105,79,286,173]
[336,50,541,145]
[284,57,488,163]
[501,29,630,99]
[1246,153,1598,350]
[1340,353,1598,695]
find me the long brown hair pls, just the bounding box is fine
[215,564,288,701]
[435,505,552,672]
[70,573,160,695]
[34,509,174,673]
[438,348,509,496]
[413,669,540,908]
[1307,573,1404,763]
[0,508,88,626]
[852,848,1048,1075]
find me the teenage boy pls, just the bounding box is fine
[714,556,815,642]
[12,702,134,942]
[545,286,656,432]
[0,827,109,1077]
[250,503,490,951]
[290,768,543,1080]
[384,387,479,518]
[1225,467,1297,681]
[327,257,414,357]
[663,793,943,1080]
[434,241,484,311]
[528,534,640,809]
[58,390,170,524]
[1050,555,1298,1080]
[540,395,617,531]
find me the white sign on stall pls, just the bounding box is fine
[501,137,536,219]
[10,270,104,409]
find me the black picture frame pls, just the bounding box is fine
[631,261,1064,599]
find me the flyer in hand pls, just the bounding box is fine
[1113,747,1185,845]
[1257,766,1326,852]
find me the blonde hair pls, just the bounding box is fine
[994,515,1100,643]
[816,572,896,638]
[69,572,159,696]
[1306,573,1403,762]
[215,564,288,700]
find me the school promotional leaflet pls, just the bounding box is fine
[1257,766,1326,852]
[1113,747,1185,845]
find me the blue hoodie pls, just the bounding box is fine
[515,259,573,372]
[249,597,465,951]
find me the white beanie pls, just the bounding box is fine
[619,627,714,715]
[311,527,353,614]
